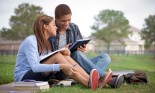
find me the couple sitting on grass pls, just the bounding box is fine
[14,4,122,90]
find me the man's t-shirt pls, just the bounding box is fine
[58,32,67,49]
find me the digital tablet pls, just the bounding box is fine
[69,39,91,52]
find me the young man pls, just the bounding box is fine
[49,4,112,88]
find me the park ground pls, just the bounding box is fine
[0,54,155,93]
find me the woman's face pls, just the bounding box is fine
[45,20,57,37]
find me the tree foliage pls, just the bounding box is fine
[142,15,155,49]
[91,9,130,53]
[0,3,45,40]
[142,15,155,58]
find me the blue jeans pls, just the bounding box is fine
[21,70,66,81]
[71,51,111,77]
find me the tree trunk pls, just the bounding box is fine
[106,43,110,54]
[154,43,155,58]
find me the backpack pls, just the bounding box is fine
[124,71,148,84]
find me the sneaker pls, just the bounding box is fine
[108,74,124,88]
[90,69,99,90]
[99,69,112,88]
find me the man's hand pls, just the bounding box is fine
[77,44,87,52]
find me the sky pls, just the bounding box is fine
[0,0,155,37]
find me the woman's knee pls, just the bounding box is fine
[48,52,66,63]
[53,52,64,59]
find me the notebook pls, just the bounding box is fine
[12,81,49,87]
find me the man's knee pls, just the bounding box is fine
[71,50,83,56]
[100,53,111,64]
[71,50,85,59]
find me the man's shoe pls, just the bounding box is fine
[99,69,112,88]
[90,69,99,90]
[108,74,124,88]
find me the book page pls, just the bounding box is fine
[40,48,65,61]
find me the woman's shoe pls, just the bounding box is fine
[90,69,99,90]
[99,69,112,88]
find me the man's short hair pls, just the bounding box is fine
[55,4,72,19]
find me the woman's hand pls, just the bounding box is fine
[77,44,87,52]
[60,47,71,56]
[60,64,78,76]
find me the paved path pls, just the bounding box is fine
[112,70,134,76]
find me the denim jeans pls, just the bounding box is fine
[71,50,111,77]
[21,70,66,81]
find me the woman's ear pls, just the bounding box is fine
[44,24,48,30]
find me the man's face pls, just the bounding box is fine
[56,14,71,30]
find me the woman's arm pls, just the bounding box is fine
[24,38,60,72]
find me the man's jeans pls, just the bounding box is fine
[71,51,111,77]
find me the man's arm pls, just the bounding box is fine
[72,23,87,52]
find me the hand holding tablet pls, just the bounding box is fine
[69,39,91,52]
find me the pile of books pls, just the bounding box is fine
[12,80,49,90]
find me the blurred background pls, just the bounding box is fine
[0,0,155,56]
[0,1,155,93]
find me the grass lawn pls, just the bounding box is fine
[0,54,155,93]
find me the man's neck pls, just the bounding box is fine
[59,29,66,35]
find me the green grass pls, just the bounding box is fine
[109,55,155,71]
[0,54,155,93]
[0,55,16,84]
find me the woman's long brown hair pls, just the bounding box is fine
[33,15,53,55]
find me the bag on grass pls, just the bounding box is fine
[124,71,148,84]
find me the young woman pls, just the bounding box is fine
[14,15,99,90]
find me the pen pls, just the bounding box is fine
[73,64,77,67]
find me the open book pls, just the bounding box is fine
[69,39,91,52]
[40,48,65,61]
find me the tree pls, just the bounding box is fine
[0,3,45,40]
[142,15,155,57]
[91,9,130,53]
